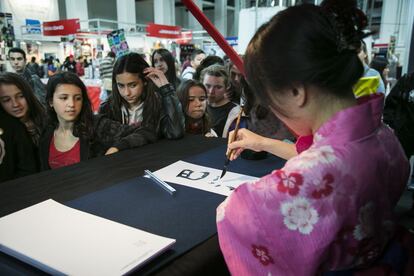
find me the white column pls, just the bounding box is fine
[117,0,136,30]
[380,0,413,73]
[65,0,88,30]
[379,0,401,43]
[154,0,175,26]
[234,0,241,38]
[215,0,227,37]
[188,0,203,31]
[403,0,414,74]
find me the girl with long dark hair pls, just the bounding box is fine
[39,72,157,170]
[0,72,45,147]
[176,79,216,136]
[99,52,184,139]
[151,48,181,89]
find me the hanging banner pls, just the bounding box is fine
[25,19,41,34]
[43,19,80,36]
[146,23,182,39]
[176,31,193,44]
[107,29,129,58]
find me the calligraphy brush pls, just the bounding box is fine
[220,106,244,179]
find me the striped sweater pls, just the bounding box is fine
[99,56,114,79]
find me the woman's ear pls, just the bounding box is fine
[290,85,307,108]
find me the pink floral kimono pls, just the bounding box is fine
[217,94,409,275]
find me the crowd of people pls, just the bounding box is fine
[2,42,290,180]
[1,0,414,274]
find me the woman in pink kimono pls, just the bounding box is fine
[217,1,410,275]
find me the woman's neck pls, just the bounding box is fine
[186,116,205,134]
[187,116,203,124]
[128,100,142,110]
[20,115,31,124]
[311,94,357,134]
[56,120,75,134]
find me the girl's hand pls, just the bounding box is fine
[105,147,119,155]
[227,128,266,160]
[143,67,169,88]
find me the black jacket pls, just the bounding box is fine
[383,72,414,158]
[39,115,157,170]
[99,83,185,140]
[22,67,47,105]
[0,111,38,182]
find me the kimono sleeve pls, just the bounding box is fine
[217,167,344,276]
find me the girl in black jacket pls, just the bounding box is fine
[0,72,45,172]
[39,72,157,170]
[0,108,38,182]
[0,72,46,147]
[99,53,184,139]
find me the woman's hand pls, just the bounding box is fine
[143,67,169,88]
[105,147,119,155]
[227,128,266,161]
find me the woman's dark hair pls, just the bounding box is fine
[111,52,161,128]
[151,48,178,87]
[176,79,210,135]
[46,72,94,139]
[245,1,368,112]
[0,72,46,134]
[370,56,388,82]
[193,55,224,81]
[241,76,267,119]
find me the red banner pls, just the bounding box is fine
[176,31,193,44]
[43,19,80,36]
[146,23,182,39]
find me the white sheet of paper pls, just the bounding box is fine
[154,160,259,196]
[0,199,175,276]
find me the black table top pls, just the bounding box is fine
[0,135,230,275]
[0,135,225,217]
[0,134,285,275]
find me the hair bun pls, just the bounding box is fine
[320,0,372,53]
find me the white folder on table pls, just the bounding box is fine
[0,199,175,276]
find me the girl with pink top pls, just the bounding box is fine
[217,0,409,275]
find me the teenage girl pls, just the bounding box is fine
[176,79,216,137]
[40,72,157,170]
[0,72,45,147]
[151,48,181,89]
[99,52,184,139]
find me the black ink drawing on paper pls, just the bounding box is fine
[176,169,236,191]
[208,175,220,185]
[177,169,210,180]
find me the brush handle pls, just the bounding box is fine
[226,107,244,160]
